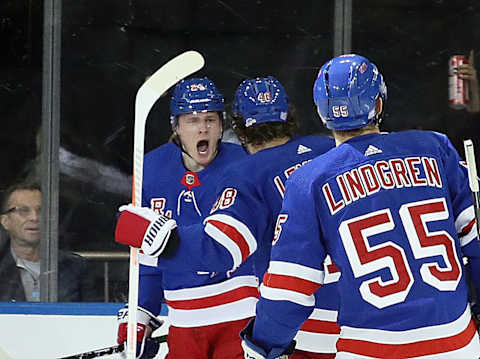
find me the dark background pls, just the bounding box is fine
[1,0,479,301]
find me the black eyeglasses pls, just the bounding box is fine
[1,206,41,217]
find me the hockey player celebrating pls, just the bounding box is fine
[116,76,337,357]
[239,54,480,359]
[227,76,339,359]
[115,77,248,359]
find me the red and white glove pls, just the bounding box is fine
[115,204,177,257]
[117,305,163,359]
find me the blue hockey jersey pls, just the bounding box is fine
[155,135,339,352]
[252,131,480,358]
[138,141,250,327]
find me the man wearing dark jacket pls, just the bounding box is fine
[0,181,95,302]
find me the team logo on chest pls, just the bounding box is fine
[181,171,201,191]
[185,173,195,185]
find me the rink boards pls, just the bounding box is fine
[0,302,169,359]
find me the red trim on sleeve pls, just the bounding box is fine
[263,273,321,296]
[300,318,341,334]
[208,219,252,262]
[459,218,476,238]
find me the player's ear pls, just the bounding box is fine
[171,122,179,138]
[168,125,180,143]
[170,115,179,134]
[218,114,224,140]
[376,97,383,114]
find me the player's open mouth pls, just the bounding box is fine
[197,140,209,155]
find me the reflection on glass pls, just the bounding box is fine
[58,1,334,303]
[1,0,44,302]
[5,1,477,303]
[352,0,480,163]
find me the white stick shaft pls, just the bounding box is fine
[464,139,480,238]
[126,96,146,358]
[126,50,204,359]
[464,139,479,192]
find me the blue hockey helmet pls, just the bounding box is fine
[232,76,289,128]
[170,77,225,123]
[313,54,387,130]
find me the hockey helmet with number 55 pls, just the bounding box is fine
[233,76,289,127]
[313,54,387,130]
[170,77,225,123]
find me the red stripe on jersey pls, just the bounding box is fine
[300,319,341,334]
[337,318,477,358]
[459,218,476,237]
[208,219,251,262]
[327,261,340,274]
[166,286,259,310]
[263,273,321,296]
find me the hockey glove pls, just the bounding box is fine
[117,305,163,359]
[240,319,295,359]
[115,204,178,257]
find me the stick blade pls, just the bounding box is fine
[135,50,205,116]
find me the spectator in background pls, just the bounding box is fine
[0,181,95,302]
[459,49,480,113]
[447,49,480,181]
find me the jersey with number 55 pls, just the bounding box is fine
[253,130,480,359]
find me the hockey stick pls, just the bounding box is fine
[464,139,480,237]
[58,335,168,359]
[126,50,205,358]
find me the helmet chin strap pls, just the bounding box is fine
[172,133,195,160]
